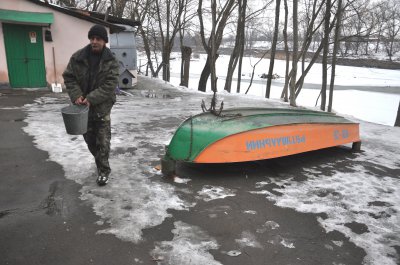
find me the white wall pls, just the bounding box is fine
[0,0,111,85]
[0,22,7,82]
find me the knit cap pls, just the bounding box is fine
[88,24,108,43]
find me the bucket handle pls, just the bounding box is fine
[71,104,89,113]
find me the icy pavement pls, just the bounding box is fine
[23,76,400,265]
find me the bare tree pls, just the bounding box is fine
[320,0,331,111]
[225,0,272,93]
[178,0,197,87]
[281,0,289,101]
[395,101,400,127]
[339,0,377,57]
[295,0,326,96]
[128,0,159,77]
[224,0,247,93]
[381,0,400,61]
[281,0,326,104]
[373,1,386,54]
[50,0,76,7]
[197,0,237,92]
[328,0,343,112]
[71,0,107,11]
[110,0,128,17]
[265,0,281,98]
[289,0,298,107]
[155,0,185,81]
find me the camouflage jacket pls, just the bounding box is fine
[62,45,119,119]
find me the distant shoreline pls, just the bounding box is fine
[292,83,400,94]
[213,76,400,95]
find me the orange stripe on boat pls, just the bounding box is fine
[194,123,360,163]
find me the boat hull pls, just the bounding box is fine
[161,107,361,175]
[194,123,360,163]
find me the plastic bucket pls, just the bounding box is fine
[61,105,89,135]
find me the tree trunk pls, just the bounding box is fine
[210,0,217,92]
[295,13,337,98]
[289,0,298,107]
[198,56,212,92]
[395,101,400,127]
[236,37,245,93]
[162,50,170,82]
[198,54,220,92]
[178,0,192,87]
[295,38,325,98]
[225,0,246,93]
[266,0,281,98]
[236,0,247,94]
[197,0,237,92]
[328,0,342,112]
[180,46,192,87]
[321,0,331,111]
[288,0,327,100]
[161,0,170,82]
[139,26,157,77]
[224,38,240,92]
[281,0,289,101]
[375,27,382,53]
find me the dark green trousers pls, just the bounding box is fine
[83,117,111,177]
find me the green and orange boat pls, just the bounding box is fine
[161,107,361,175]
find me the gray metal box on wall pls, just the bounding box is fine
[110,27,137,70]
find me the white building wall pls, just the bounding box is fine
[0,0,111,85]
[0,22,7,82]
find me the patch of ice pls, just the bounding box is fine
[249,190,271,195]
[174,176,191,184]
[197,185,236,202]
[151,221,221,265]
[0,106,20,110]
[264,220,280,230]
[235,231,263,249]
[256,220,280,234]
[280,238,295,249]
[332,240,344,247]
[255,181,270,188]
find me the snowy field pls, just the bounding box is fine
[20,59,400,264]
[149,53,400,126]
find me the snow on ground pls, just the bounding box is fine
[24,96,191,243]
[235,231,263,249]
[253,164,400,264]
[22,67,400,264]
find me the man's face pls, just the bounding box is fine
[90,36,106,53]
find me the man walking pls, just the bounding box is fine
[63,24,119,186]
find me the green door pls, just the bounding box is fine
[3,23,46,88]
